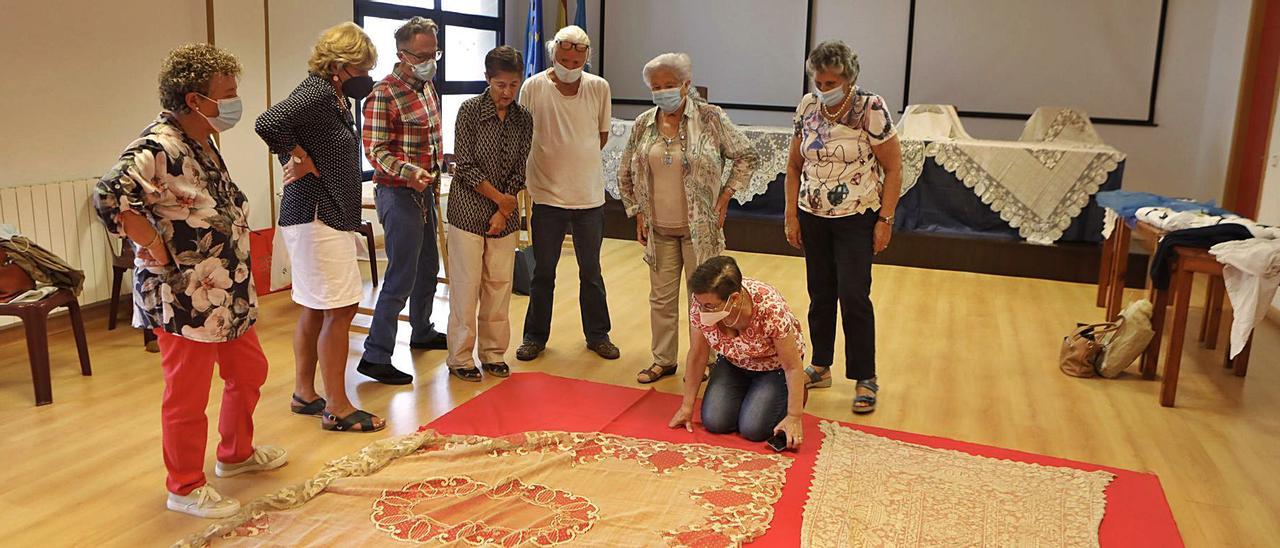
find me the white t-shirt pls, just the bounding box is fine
[519,70,612,209]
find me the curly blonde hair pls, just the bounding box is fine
[158,43,243,113]
[308,22,377,78]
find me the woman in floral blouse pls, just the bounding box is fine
[618,52,758,385]
[95,44,285,519]
[783,40,903,414]
[668,256,807,448]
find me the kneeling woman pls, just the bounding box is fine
[668,256,806,447]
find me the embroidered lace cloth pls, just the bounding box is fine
[802,422,1114,548]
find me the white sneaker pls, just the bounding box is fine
[215,445,288,478]
[166,485,241,519]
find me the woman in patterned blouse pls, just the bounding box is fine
[255,23,385,433]
[618,52,758,385]
[445,46,533,381]
[95,44,285,519]
[668,256,807,448]
[783,40,903,414]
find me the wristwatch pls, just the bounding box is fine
[877,214,895,225]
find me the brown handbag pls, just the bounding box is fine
[1059,322,1121,378]
[0,247,36,302]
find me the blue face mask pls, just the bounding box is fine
[652,88,684,113]
[815,84,846,107]
[197,95,243,132]
[412,59,436,81]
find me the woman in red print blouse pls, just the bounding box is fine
[668,256,807,448]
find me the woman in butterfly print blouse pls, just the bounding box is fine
[254,22,385,433]
[782,40,903,414]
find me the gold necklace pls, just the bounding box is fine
[820,86,854,122]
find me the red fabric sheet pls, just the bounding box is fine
[425,373,1182,547]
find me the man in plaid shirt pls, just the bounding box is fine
[358,16,448,385]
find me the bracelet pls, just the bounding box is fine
[877,215,894,225]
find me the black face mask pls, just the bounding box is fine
[340,72,375,100]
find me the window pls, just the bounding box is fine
[354,0,505,177]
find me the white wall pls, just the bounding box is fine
[0,0,207,188]
[529,0,1252,204]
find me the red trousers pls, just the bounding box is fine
[155,327,268,495]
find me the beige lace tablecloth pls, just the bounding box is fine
[802,422,1114,548]
[901,138,1125,245]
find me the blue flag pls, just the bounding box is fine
[523,0,545,79]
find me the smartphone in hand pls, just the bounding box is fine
[766,431,789,452]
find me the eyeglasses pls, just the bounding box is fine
[400,49,443,62]
[555,40,589,52]
[692,293,735,312]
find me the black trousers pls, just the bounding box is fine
[522,204,612,345]
[798,209,877,381]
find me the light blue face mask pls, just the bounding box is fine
[815,84,846,107]
[651,87,684,113]
[198,95,243,132]
[413,59,436,81]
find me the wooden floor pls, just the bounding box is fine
[0,238,1276,547]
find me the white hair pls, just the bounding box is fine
[641,52,692,87]
[545,25,591,59]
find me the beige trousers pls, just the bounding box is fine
[649,227,697,367]
[446,228,518,368]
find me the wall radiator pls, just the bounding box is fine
[0,179,116,328]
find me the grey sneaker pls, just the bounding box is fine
[215,445,288,478]
[166,485,241,519]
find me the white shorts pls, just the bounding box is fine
[280,220,362,310]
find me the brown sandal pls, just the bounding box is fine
[637,363,676,384]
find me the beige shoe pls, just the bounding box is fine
[215,445,288,478]
[166,485,241,519]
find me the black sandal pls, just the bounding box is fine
[322,409,385,433]
[450,366,483,382]
[291,394,326,417]
[481,362,510,378]
[853,379,879,414]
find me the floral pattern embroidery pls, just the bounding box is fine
[793,88,896,218]
[692,278,806,371]
[371,476,598,546]
[469,431,791,547]
[95,112,257,343]
[618,99,759,268]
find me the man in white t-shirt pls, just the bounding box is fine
[515,25,620,362]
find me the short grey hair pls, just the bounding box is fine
[395,16,438,49]
[805,40,860,84]
[641,52,692,87]
[545,25,591,59]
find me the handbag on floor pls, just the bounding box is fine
[1059,322,1120,378]
[1097,300,1156,378]
[512,246,535,296]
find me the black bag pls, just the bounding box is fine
[512,246,535,296]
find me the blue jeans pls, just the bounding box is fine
[701,357,789,442]
[362,186,441,363]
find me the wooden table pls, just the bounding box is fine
[1096,218,1253,406]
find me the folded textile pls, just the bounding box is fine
[1150,224,1255,290]
[1210,238,1280,358]
[1096,191,1232,223]
[0,235,85,296]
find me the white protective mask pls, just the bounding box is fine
[698,293,738,327]
[553,61,584,83]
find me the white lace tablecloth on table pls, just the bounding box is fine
[900,138,1125,245]
[602,119,793,204]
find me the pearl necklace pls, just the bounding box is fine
[820,86,854,122]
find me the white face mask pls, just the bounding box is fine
[697,293,738,327]
[553,61,584,83]
[197,95,243,133]
[412,59,436,81]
